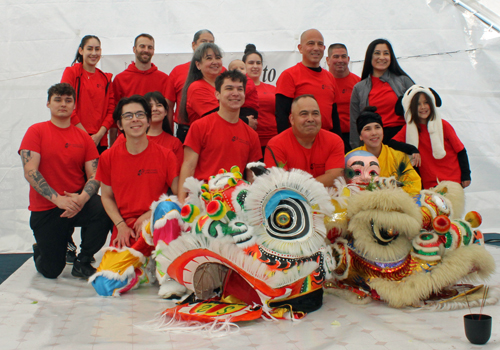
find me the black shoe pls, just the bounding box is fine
[71,260,96,279]
[66,242,77,265]
[32,243,40,263]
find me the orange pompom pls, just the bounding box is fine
[433,215,451,234]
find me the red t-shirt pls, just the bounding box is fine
[166,62,191,124]
[393,120,464,188]
[184,112,262,180]
[264,128,344,177]
[96,141,178,220]
[61,63,115,146]
[186,79,219,125]
[113,63,169,103]
[255,82,277,147]
[114,131,183,170]
[19,121,99,211]
[276,63,339,131]
[243,77,259,111]
[368,76,403,128]
[148,132,184,173]
[335,73,361,133]
[167,63,228,124]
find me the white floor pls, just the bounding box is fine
[1,246,499,350]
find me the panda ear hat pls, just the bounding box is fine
[397,85,446,160]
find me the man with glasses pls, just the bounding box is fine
[19,83,111,279]
[96,95,179,249]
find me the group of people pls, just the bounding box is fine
[18,28,471,281]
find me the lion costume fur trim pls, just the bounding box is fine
[368,244,495,308]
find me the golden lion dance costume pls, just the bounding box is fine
[325,179,496,309]
[92,165,337,324]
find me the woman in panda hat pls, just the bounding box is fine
[392,85,471,189]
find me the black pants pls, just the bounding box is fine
[30,194,112,279]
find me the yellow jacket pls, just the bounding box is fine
[351,144,422,195]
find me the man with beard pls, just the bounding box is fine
[111,33,170,144]
[326,43,360,152]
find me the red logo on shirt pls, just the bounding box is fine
[322,85,334,90]
[65,143,84,148]
[231,136,250,146]
[138,169,159,176]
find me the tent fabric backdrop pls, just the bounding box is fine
[1,0,499,253]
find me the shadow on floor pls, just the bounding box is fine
[0,254,33,284]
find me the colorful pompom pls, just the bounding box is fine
[201,191,212,203]
[181,204,200,223]
[206,200,227,221]
[465,211,482,228]
[230,166,240,173]
[433,215,451,234]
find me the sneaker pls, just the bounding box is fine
[66,242,77,265]
[71,260,96,279]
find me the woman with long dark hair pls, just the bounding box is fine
[177,43,223,142]
[166,29,215,131]
[350,39,414,148]
[144,91,183,172]
[61,35,114,154]
[243,44,277,156]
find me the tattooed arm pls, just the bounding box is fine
[20,149,81,217]
[83,158,100,197]
[62,158,100,217]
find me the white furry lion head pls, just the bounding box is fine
[346,187,422,262]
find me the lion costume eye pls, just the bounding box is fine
[266,198,311,240]
[432,195,448,212]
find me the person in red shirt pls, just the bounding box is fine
[265,94,344,187]
[178,70,262,203]
[275,29,341,136]
[228,59,259,130]
[144,91,183,173]
[350,39,414,148]
[113,92,184,173]
[326,43,360,153]
[392,85,471,189]
[110,34,170,144]
[19,83,111,279]
[96,95,179,249]
[177,43,223,142]
[61,35,115,154]
[166,29,215,130]
[243,44,277,157]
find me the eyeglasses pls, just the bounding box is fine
[121,111,147,120]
